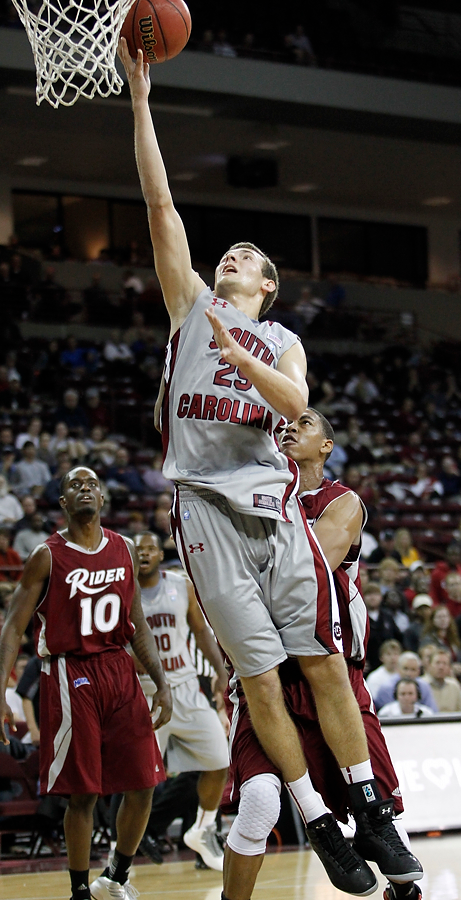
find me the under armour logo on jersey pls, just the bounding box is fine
[211,298,228,308]
[189,543,205,553]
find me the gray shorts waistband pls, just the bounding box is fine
[175,483,220,501]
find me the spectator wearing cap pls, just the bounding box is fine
[378,679,434,719]
[367,529,402,565]
[0,475,23,526]
[13,512,50,562]
[52,389,89,436]
[0,372,29,416]
[421,648,461,713]
[403,594,434,653]
[393,528,421,569]
[10,441,52,498]
[366,639,402,699]
[0,526,23,581]
[373,651,437,712]
[363,582,403,672]
[430,543,461,607]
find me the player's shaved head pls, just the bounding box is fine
[306,408,335,444]
[134,531,162,548]
[60,466,99,495]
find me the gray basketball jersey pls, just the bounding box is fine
[140,570,196,687]
[161,287,301,520]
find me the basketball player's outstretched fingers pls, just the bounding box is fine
[118,41,151,98]
[205,308,243,364]
[0,702,16,745]
[117,37,134,72]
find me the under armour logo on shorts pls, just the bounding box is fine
[333,622,342,640]
[211,298,228,308]
[189,543,205,553]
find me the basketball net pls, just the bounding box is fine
[11,0,136,107]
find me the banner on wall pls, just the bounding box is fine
[381,716,461,833]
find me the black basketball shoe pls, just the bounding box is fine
[305,813,378,896]
[138,834,163,864]
[353,801,423,883]
[383,882,422,900]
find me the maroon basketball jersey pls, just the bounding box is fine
[299,478,369,664]
[36,529,135,657]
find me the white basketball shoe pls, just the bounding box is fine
[183,824,224,871]
[90,875,139,899]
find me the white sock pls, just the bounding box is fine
[285,771,330,825]
[340,760,374,785]
[193,805,217,831]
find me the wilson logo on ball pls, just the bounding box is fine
[139,16,158,62]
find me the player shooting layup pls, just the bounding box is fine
[119,42,420,894]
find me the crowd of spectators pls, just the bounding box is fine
[2,0,461,88]
[0,238,164,327]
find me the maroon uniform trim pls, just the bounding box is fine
[161,328,181,463]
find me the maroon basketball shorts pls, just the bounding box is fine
[40,649,165,796]
[222,660,403,822]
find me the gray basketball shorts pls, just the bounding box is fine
[140,674,229,772]
[171,487,342,679]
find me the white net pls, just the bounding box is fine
[11,0,136,107]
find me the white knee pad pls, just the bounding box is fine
[226,774,281,857]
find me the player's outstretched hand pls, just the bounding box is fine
[118,39,151,102]
[150,683,173,730]
[205,307,248,368]
[0,699,17,745]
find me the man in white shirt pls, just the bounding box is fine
[379,679,434,719]
[0,475,24,526]
[366,639,402,699]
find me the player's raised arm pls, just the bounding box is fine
[313,491,364,572]
[206,307,309,420]
[118,40,205,331]
[0,544,50,744]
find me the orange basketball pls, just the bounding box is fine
[121,0,191,64]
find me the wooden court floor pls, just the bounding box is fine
[0,836,459,900]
